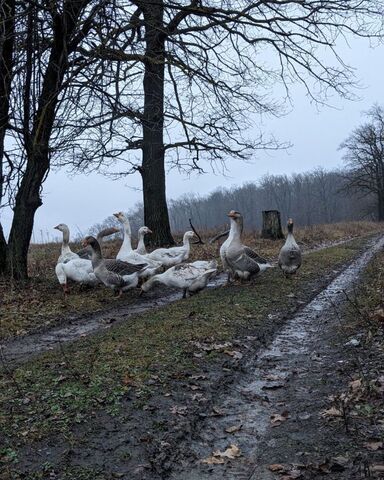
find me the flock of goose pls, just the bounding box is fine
[54,210,302,298]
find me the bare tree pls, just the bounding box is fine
[61,0,384,246]
[1,0,113,279]
[341,105,384,221]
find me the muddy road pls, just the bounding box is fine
[166,236,384,479]
[2,236,383,480]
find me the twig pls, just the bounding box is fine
[209,229,230,244]
[189,218,204,244]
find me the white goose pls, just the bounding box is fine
[278,218,302,276]
[54,225,118,294]
[134,226,152,255]
[141,260,218,298]
[220,210,272,281]
[146,231,195,267]
[54,223,79,264]
[113,212,161,278]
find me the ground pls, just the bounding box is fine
[0,223,383,479]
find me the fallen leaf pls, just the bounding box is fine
[212,406,225,416]
[223,350,243,360]
[225,424,242,434]
[269,464,288,472]
[263,374,282,381]
[213,444,241,459]
[270,411,289,426]
[201,456,225,465]
[364,441,383,451]
[321,407,343,418]
[349,379,362,392]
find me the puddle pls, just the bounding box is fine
[169,235,384,480]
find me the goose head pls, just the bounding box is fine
[287,218,294,233]
[227,210,244,232]
[113,211,127,223]
[54,223,69,233]
[183,231,195,241]
[82,235,99,249]
[139,226,152,235]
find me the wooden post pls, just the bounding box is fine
[261,210,284,240]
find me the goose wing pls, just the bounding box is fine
[104,259,147,275]
[227,249,260,274]
[243,247,268,264]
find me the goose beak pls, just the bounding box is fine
[54,225,60,230]
[113,212,120,218]
[148,229,153,234]
[82,239,88,247]
[227,211,236,218]
[112,227,120,233]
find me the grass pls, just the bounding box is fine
[0,221,382,341]
[0,238,372,458]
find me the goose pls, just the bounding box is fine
[221,210,272,281]
[134,226,152,255]
[141,260,218,298]
[82,236,148,297]
[55,258,98,294]
[113,212,161,278]
[76,226,119,259]
[146,231,195,267]
[278,218,302,276]
[54,223,79,264]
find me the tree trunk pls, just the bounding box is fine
[0,0,15,274]
[377,191,384,221]
[140,1,175,247]
[261,210,284,240]
[6,152,49,278]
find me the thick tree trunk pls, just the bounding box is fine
[261,210,284,240]
[140,1,175,247]
[0,0,15,274]
[6,152,49,278]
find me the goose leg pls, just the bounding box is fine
[182,288,187,299]
[62,283,70,295]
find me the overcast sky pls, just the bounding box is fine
[2,36,383,242]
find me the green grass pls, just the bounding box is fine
[0,238,369,457]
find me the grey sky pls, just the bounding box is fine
[2,37,383,242]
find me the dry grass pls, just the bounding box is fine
[0,221,382,341]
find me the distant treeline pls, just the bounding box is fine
[90,168,375,237]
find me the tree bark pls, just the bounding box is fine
[140,1,175,247]
[261,210,284,240]
[0,0,15,274]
